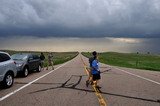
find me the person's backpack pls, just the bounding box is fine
[89,57,94,67]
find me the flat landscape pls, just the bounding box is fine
[0,54,160,106]
[82,52,160,71]
[1,0,160,106]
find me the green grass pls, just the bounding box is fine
[82,52,160,71]
[1,50,78,67]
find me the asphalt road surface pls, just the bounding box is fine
[0,54,160,106]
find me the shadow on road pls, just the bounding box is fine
[100,91,160,103]
[29,75,93,95]
[29,74,160,104]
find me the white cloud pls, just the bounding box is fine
[106,37,142,43]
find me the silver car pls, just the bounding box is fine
[0,51,17,88]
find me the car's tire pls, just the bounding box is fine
[36,65,42,72]
[23,67,29,77]
[2,72,14,88]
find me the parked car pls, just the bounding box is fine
[0,51,17,88]
[11,53,42,77]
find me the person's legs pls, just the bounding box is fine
[92,74,96,87]
[86,68,92,87]
[93,74,101,88]
[89,74,93,85]
[46,63,48,70]
[96,74,101,88]
[41,61,44,70]
[88,68,93,83]
[96,80,101,88]
[51,61,54,70]
[46,61,50,70]
[94,80,97,87]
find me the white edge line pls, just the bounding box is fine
[101,63,160,85]
[114,67,160,85]
[0,59,72,102]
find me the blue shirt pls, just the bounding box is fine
[91,59,99,75]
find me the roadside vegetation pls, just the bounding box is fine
[82,52,160,71]
[1,50,78,66]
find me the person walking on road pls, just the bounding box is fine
[86,51,96,87]
[46,52,54,70]
[40,52,45,70]
[91,51,101,89]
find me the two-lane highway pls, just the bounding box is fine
[0,54,160,106]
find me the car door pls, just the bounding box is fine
[0,54,5,80]
[28,55,35,71]
[32,55,40,70]
[0,53,10,81]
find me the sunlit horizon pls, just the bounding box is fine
[0,36,159,54]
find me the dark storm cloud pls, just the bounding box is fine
[0,0,160,37]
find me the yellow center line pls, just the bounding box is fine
[80,56,107,106]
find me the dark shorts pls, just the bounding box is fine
[92,74,101,81]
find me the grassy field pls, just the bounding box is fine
[82,52,160,71]
[1,50,78,67]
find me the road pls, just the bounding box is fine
[0,54,160,106]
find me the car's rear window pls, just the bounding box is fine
[0,53,11,62]
[33,55,39,59]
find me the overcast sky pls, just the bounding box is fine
[0,0,160,52]
[0,0,160,37]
